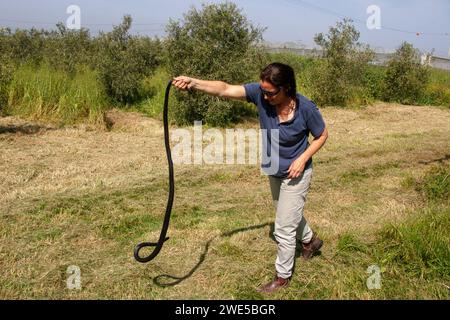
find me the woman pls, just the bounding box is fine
[172,62,328,294]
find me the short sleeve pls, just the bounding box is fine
[243,82,260,105]
[304,100,326,138]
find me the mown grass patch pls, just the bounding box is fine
[338,161,402,185]
[1,103,448,299]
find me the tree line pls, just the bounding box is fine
[0,2,448,126]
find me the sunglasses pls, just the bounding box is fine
[260,86,281,97]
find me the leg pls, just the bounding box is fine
[268,175,281,210]
[269,174,312,244]
[297,215,313,244]
[273,167,313,279]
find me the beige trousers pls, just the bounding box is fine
[268,166,314,279]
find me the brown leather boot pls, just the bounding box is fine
[258,276,290,294]
[301,234,323,260]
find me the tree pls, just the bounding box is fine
[311,19,374,106]
[383,42,429,104]
[165,2,267,126]
[96,15,162,104]
[43,23,93,75]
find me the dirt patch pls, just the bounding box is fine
[103,108,164,134]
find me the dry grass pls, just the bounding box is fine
[0,103,449,299]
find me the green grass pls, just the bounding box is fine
[135,67,175,121]
[337,233,368,254]
[421,164,450,202]
[6,63,108,125]
[280,202,449,299]
[172,204,209,230]
[429,68,450,87]
[338,161,402,185]
[2,164,447,299]
[377,204,449,280]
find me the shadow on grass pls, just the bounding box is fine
[152,222,272,287]
[0,124,55,135]
[418,154,450,165]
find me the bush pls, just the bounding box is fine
[363,65,385,101]
[137,67,172,119]
[311,19,374,106]
[95,15,162,104]
[267,52,315,77]
[267,52,317,97]
[2,28,46,65]
[0,25,94,75]
[0,61,13,113]
[42,23,94,75]
[419,84,450,106]
[0,33,13,112]
[383,42,429,104]
[165,2,267,126]
[417,68,450,106]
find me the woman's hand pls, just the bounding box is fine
[287,156,307,179]
[171,77,246,100]
[172,76,195,91]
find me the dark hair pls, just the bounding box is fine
[260,62,297,99]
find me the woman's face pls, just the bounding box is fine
[260,80,287,106]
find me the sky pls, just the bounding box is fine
[0,0,449,57]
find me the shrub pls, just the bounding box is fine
[165,2,267,126]
[0,60,13,112]
[383,42,429,104]
[0,30,14,112]
[363,65,385,101]
[418,68,450,106]
[311,19,374,106]
[419,84,450,106]
[267,52,317,97]
[0,25,94,75]
[3,28,46,65]
[95,15,162,104]
[42,23,94,75]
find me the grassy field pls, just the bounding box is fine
[0,102,449,299]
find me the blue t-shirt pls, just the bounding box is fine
[244,82,325,178]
